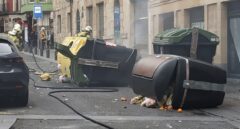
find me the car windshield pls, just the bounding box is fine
[0,42,15,56]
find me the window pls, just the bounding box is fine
[86,6,93,27]
[76,10,81,33]
[97,3,104,39]
[189,7,204,29]
[114,0,121,44]
[161,12,174,31]
[0,42,14,56]
[57,15,61,33]
[16,0,19,12]
[67,12,71,33]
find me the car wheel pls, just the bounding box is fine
[15,89,29,107]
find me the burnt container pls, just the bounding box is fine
[130,55,226,109]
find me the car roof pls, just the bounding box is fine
[0,33,15,43]
[0,33,19,53]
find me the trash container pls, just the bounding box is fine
[153,28,219,63]
[74,39,137,86]
[56,37,137,86]
[130,55,226,109]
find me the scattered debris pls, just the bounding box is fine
[112,99,118,103]
[140,97,158,108]
[122,106,127,109]
[166,123,173,128]
[177,108,183,113]
[120,97,127,102]
[106,42,117,47]
[29,69,36,72]
[40,73,51,81]
[158,88,173,110]
[130,96,144,105]
[167,105,173,110]
[145,125,150,128]
[159,106,165,110]
[58,75,71,83]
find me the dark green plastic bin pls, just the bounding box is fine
[153,28,219,63]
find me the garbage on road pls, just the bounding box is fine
[40,73,51,81]
[120,97,127,102]
[58,75,71,83]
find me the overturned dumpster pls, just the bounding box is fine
[56,37,137,86]
[130,55,226,109]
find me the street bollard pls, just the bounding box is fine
[34,47,37,55]
[40,47,43,56]
[29,45,32,53]
[55,50,57,60]
[46,48,50,58]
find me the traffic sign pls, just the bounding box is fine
[33,4,43,19]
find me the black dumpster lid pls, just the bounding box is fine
[153,28,219,45]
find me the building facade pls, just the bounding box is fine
[149,0,240,78]
[53,0,149,56]
[0,0,23,33]
[52,0,84,43]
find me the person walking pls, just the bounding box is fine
[30,25,37,50]
[40,27,47,50]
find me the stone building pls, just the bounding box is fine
[149,0,240,78]
[52,0,84,43]
[53,0,149,56]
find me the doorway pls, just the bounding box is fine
[228,1,240,78]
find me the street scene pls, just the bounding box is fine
[1,0,240,129]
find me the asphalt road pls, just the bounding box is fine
[0,53,239,129]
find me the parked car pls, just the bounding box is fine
[0,33,29,106]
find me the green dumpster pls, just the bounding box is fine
[153,28,219,63]
[56,37,137,87]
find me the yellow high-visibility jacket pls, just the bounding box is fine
[8,34,20,49]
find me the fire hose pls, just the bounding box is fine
[28,51,117,129]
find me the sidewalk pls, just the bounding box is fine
[22,47,57,63]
